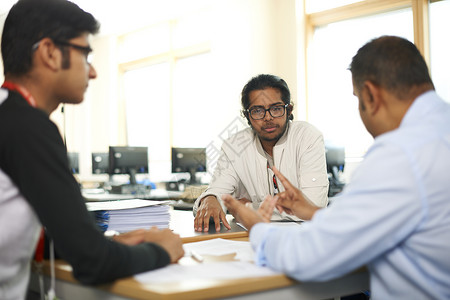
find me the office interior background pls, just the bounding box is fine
[0,0,449,186]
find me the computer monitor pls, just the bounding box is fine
[108,146,149,185]
[92,152,109,174]
[325,141,345,197]
[171,147,206,185]
[67,152,79,174]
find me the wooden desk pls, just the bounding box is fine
[28,210,370,300]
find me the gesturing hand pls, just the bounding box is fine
[272,166,320,221]
[222,194,266,231]
[258,195,278,222]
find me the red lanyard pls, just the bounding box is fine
[272,173,279,195]
[34,229,45,263]
[267,162,279,195]
[1,81,37,108]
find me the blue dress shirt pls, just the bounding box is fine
[250,91,450,300]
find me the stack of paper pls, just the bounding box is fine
[86,199,170,233]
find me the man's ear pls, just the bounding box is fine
[34,38,61,71]
[287,104,293,120]
[287,104,293,114]
[362,81,382,116]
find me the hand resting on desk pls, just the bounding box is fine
[113,227,184,263]
[194,195,231,232]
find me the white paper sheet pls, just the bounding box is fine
[134,238,281,284]
[183,238,254,262]
[135,261,280,284]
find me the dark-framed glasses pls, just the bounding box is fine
[247,104,289,120]
[54,40,93,64]
[31,40,94,64]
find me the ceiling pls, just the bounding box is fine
[0,0,212,36]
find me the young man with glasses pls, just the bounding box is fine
[194,74,329,232]
[0,0,183,298]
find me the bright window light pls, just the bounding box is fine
[308,8,413,158]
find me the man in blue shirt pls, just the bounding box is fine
[223,36,450,299]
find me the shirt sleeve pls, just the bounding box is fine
[295,124,329,207]
[3,108,170,284]
[193,148,246,215]
[250,142,425,281]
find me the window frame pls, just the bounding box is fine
[302,0,432,150]
[116,19,211,147]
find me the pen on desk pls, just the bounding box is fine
[190,251,204,263]
[236,222,247,231]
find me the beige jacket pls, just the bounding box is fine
[194,121,329,220]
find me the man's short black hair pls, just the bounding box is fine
[1,0,100,76]
[241,74,294,125]
[349,35,434,100]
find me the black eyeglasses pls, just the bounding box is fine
[54,40,93,63]
[246,104,289,120]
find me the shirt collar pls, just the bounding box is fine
[400,90,441,128]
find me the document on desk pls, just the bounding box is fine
[134,238,282,284]
[86,199,170,233]
[86,199,170,211]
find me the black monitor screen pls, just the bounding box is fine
[67,152,79,174]
[171,147,206,184]
[92,152,109,174]
[109,146,148,185]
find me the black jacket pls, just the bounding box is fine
[0,90,170,284]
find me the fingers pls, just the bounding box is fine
[223,194,267,231]
[156,230,184,263]
[222,194,241,216]
[113,229,146,245]
[213,212,221,232]
[171,232,185,263]
[194,196,228,232]
[194,212,209,232]
[220,212,231,230]
[272,166,295,191]
[275,192,294,215]
[238,197,251,205]
[258,195,277,222]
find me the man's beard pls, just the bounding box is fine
[254,119,289,142]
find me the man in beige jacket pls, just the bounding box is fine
[194,74,329,232]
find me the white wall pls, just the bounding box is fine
[1,0,321,182]
[62,0,301,180]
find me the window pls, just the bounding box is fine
[303,0,442,182]
[305,0,363,14]
[172,53,213,147]
[120,11,213,181]
[123,63,171,179]
[430,0,450,103]
[307,8,413,157]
